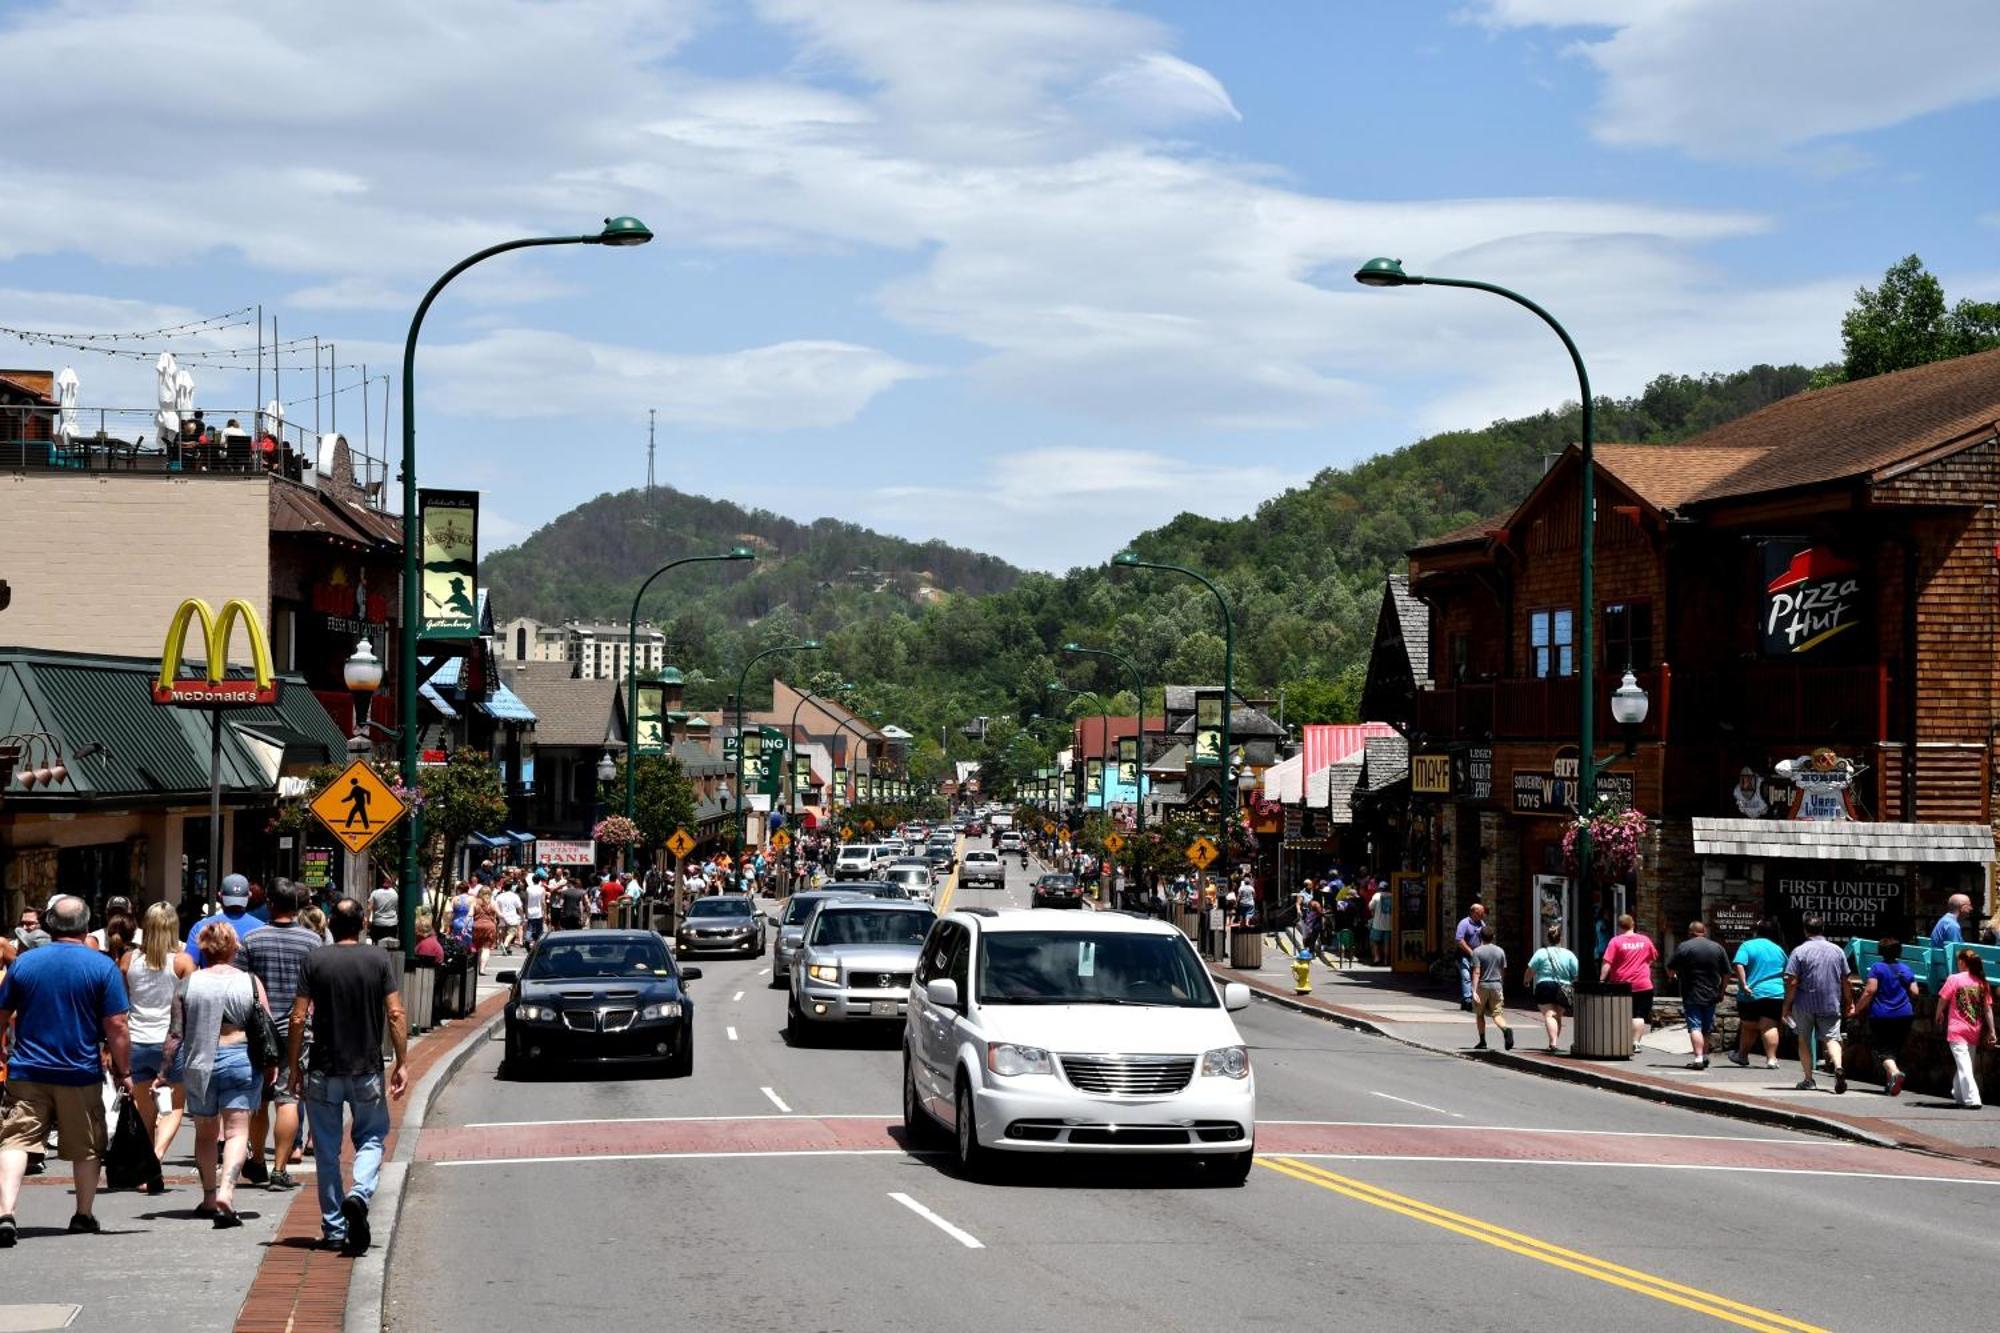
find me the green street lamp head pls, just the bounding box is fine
[727,546,755,560]
[1354,257,1414,288]
[1112,551,1141,567]
[597,216,654,246]
[1061,642,1083,653]
[800,640,822,651]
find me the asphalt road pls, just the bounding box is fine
[386,848,2000,1332]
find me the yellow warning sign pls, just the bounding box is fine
[309,760,407,855]
[770,830,792,852]
[1102,832,1125,855]
[666,828,695,860]
[840,826,855,842]
[1185,836,1219,871]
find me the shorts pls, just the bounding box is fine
[1739,997,1783,1022]
[1868,1014,1914,1061]
[1684,1003,1717,1035]
[1475,988,1506,1019]
[1795,1010,1843,1048]
[1630,989,1655,1020]
[1532,980,1571,1010]
[1370,927,1390,942]
[263,1024,299,1105]
[187,1044,260,1118]
[1,1079,108,1162]
[130,1041,180,1085]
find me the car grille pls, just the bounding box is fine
[559,1007,640,1033]
[601,1008,636,1032]
[561,1010,597,1032]
[1059,1054,1196,1095]
[845,971,910,991]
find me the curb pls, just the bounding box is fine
[344,1002,507,1333]
[1228,970,1905,1152]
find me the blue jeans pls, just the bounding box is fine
[1458,956,1473,1003]
[304,1071,389,1241]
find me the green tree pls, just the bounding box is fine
[1836,254,2000,382]
[412,750,508,910]
[614,754,697,856]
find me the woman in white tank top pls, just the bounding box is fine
[124,903,195,1175]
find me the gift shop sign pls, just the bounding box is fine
[1512,747,1631,814]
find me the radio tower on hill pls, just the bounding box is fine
[645,408,657,502]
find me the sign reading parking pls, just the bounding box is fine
[1185,836,1218,870]
[309,759,407,855]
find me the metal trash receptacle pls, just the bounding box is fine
[408,965,436,1033]
[1572,981,1634,1059]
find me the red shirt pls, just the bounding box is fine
[1601,932,1659,992]
[599,880,624,908]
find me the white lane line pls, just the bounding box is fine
[726,1026,739,1041]
[1259,1120,1832,1145]
[1281,1154,2000,1186]
[1367,1091,1463,1118]
[888,1192,986,1249]
[436,1149,914,1167]
[758,967,770,976]
[465,1113,895,1128]
[732,991,744,1002]
[760,1086,793,1113]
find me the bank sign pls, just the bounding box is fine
[1761,541,1862,657]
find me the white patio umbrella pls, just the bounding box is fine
[154,352,180,449]
[53,367,79,447]
[174,367,196,420]
[262,398,284,441]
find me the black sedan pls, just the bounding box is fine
[499,931,701,1077]
[1031,872,1086,908]
[675,894,766,956]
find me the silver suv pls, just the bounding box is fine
[960,849,1005,890]
[787,899,937,1045]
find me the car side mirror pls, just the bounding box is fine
[681,966,703,982]
[924,978,960,1009]
[1223,982,1251,1012]
[495,970,518,984]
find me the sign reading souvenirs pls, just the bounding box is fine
[308,760,407,855]
[1774,747,1862,821]
[1411,753,1451,795]
[1767,861,1907,940]
[1760,541,1862,657]
[153,598,281,707]
[417,489,479,639]
[1191,690,1225,766]
[1512,747,1632,814]
[1117,737,1138,788]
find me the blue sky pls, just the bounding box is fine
[2,0,1995,571]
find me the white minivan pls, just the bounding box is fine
[833,844,879,880]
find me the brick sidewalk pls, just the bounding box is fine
[233,990,506,1333]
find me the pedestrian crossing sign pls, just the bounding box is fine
[667,828,695,860]
[1102,832,1125,855]
[1185,836,1218,870]
[840,826,855,841]
[309,759,407,855]
[770,830,792,852]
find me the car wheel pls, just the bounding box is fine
[952,1077,989,1180]
[902,1051,943,1148]
[1203,1147,1254,1187]
[768,964,786,990]
[786,996,814,1047]
[667,1028,694,1078]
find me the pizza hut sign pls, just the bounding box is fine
[1760,541,1861,657]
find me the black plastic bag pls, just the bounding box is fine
[104,1093,160,1191]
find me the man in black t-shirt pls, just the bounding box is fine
[287,898,406,1256]
[556,881,589,932]
[1667,920,1732,1071]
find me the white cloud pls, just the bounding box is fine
[1472,0,2000,161]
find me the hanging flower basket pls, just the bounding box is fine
[1562,800,1647,883]
[593,815,642,847]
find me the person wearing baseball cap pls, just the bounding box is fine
[183,874,266,968]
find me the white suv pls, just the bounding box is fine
[903,909,1255,1184]
[834,845,878,880]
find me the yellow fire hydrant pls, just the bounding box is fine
[1291,950,1314,995]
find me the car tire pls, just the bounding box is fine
[1203,1147,1254,1187]
[786,996,814,1047]
[902,1051,944,1148]
[952,1077,989,1181]
[667,1028,694,1078]
[768,965,786,990]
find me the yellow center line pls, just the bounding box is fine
[1259,1157,1828,1333]
[933,833,963,916]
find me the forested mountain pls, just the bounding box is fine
[482,364,1816,783]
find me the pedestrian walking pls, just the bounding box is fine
[241,881,321,1190]
[1453,902,1487,1011]
[523,872,548,947]
[163,922,275,1227]
[1367,876,1392,966]
[287,897,408,1256]
[495,879,523,955]
[1781,916,1854,1094]
[8,905,49,955]
[1524,923,1579,1051]
[1667,920,1731,1070]
[1469,923,1512,1050]
[1728,919,1788,1069]
[183,873,266,966]
[1599,915,1660,1051]
[1930,894,1973,950]
[1935,949,1995,1109]
[367,878,399,945]
[0,896,131,1245]
[556,876,589,932]
[124,902,194,1179]
[1852,937,1918,1097]
[471,885,500,972]
[448,882,474,947]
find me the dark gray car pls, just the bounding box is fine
[675,894,765,957]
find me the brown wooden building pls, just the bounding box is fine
[1390,348,2000,963]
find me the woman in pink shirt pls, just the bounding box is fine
[1598,914,1660,1052]
[1935,950,1995,1109]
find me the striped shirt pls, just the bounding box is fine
[242,923,323,1032]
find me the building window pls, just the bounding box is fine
[1602,601,1653,671]
[515,627,527,660]
[1448,633,1471,685]
[1529,608,1573,678]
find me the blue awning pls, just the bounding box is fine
[469,831,511,848]
[419,682,459,719]
[477,682,537,724]
[505,830,536,845]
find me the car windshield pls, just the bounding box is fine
[808,907,935,947]
[890,870,927,883]
[526,937,674,980]
[976,931,1217,1008]
[688,898,750,918]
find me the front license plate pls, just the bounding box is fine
[870,1001,899,1017]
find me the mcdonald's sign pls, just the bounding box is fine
[152,598,281,707]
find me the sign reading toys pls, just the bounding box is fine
[1760,541,1861,657]
[418,489,479,639]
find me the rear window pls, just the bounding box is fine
[808,907,935,947]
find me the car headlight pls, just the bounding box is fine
[1200,1045,1251,1079]
[640,1001,683,1020]
[807,963,841,983]
[515,1004,554,1022]
[986,1042,1053,1077]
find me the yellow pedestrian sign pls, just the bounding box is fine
[1102,832,1125,855]
[666,828,695,860]
[1185,836,1218,871]
[770,830,792,852]
[862,818,875,833]
[1042,820,1056,836]
[310,759,407,855]
[840,826,855,842]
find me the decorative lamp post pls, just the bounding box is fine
[732,640,822,850]
[1610,670,1650,757]
[1355,256,1599,951]
[343,638,384,748]
[398,215,652,952]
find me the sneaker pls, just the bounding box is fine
[340,1194,371,1255]
[240,1159,270,1186]
[1472,1039,1488,1050]
[1888,1072,1906,1097]
[25,1153,45,1177]
[1794,1077,1818,1091]
[1765,1058,1780,1069]
[1502,1030,1515,1051]
[67,1214,101,1235]
[1685,1059,1709,1070]
[1833,1071,1848,1095]
[0,1214,14,1248]
[268,1169,298,1190]
[1727,1051,1750,1067]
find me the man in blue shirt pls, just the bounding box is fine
[0,895,131,1244]
[1931,894,1972,949]
[185,872,266,967]
[1453,901,1487,1010]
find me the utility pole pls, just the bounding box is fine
[646,408,656,501]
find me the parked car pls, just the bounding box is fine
[675,895,765,957]
[960,849,1006,890]
[500,931,700,1077]
[787,899,938,1044]
[903,909,1255,1182]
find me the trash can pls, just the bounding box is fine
[408,964,436,1034]
[385,948,409,1057]
[1229,928,1264,970]
[1572,981,1634,1059]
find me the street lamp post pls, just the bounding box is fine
[1064,642,1149,906]
[398,215,652,952]
[343,638,386,907]
[1113,552,1234,886]
[623,547,756,850]
[1354,257,1598,954]
[732,641,822,851]
[828,711,873,817]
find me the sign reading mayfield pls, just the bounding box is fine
[1760,541,1862,657]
